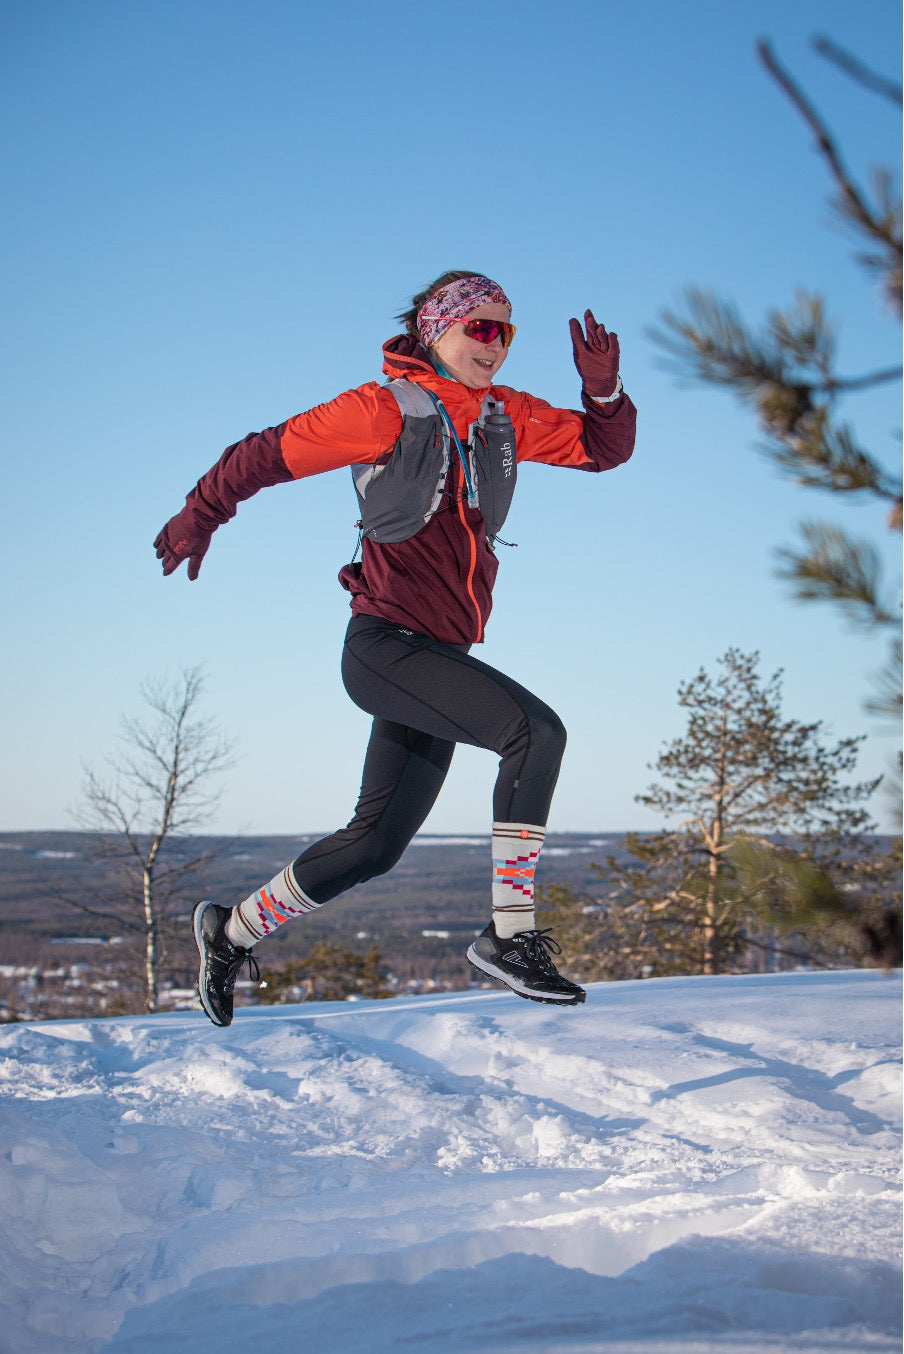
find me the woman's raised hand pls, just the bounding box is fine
[569,309,620,398]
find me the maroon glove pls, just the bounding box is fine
[569,309,621,398]
[154,501,216,581]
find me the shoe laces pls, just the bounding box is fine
[513,928,562,969]
[219,943,261,991]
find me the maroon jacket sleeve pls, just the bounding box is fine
[576,390,637,472]
[187,424,295,530]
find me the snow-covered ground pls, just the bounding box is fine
[0,970,900,1353]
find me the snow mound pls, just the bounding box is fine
[0,970,900,1353]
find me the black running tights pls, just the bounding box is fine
[291,615,567,904]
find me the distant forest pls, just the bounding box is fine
[0,830,626,1019]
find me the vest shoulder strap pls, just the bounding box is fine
[384,377,439,420]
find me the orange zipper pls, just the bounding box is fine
[455,461,484,642]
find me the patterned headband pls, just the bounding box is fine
[416,275,511,348]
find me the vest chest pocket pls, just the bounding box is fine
[351,379,517,545]
[469,410,517,544]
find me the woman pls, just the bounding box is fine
[155,271,636,1025]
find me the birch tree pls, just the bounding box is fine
[75,667,235,1012]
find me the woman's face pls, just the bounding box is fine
[430,301,512,388]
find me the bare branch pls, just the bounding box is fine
[812,35,903,106]
[824,365,903,394]
[757,39,902,312]
[56,894,147,932]
[757,39,890,238]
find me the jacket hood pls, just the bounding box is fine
[382,334,494,397]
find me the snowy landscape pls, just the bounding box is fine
[0,968,900,1353]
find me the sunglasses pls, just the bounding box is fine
[454,318,517,348]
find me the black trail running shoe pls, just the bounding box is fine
[193,899,260,1027]
[466,924,586,1005]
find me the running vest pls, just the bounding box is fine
[351,378,517,544]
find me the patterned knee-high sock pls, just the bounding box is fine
[224,864,321,949]
[491,823,545,939]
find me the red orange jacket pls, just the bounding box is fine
[183,335,637,644]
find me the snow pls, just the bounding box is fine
[0,970,900,1354]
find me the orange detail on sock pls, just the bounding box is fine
[258,889,289,923]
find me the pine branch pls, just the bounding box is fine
[865,636,903,720]
[770,416,903,502]
[653,291,901,420]
[740,929,834,967]
[776,522,897,626]
[652,291,778,391]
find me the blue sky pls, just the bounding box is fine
[2,0,900,837]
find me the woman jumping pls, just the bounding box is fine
[154,271,637,1024]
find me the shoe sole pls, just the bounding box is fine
[193,900,230,1027]
[466,946,586,1005]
